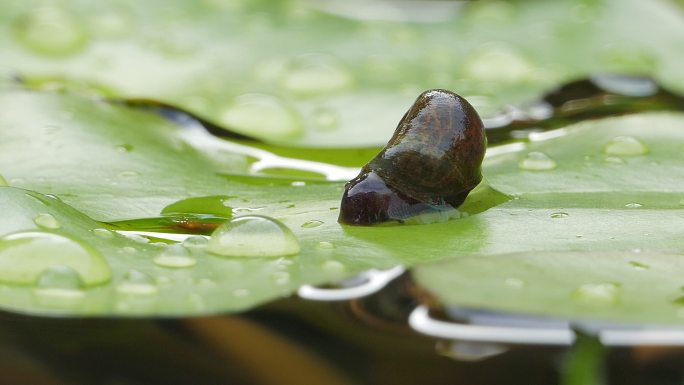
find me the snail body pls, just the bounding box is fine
[339,89,486,225]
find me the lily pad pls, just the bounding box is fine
[414,113,684,325]
[1,0,684,147]
[1,89,684,320]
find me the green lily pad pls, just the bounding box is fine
[413,113,684,325]
[1,0,684,147]
[1,89,684,321]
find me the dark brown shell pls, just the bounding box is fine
[339,89,486,225]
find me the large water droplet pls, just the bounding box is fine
[625,202,643,208]
[207,215,300,258]
[34,265,85,298]
[573,283,620,304]
[603,136,648,156]
[161,195,233,218]
[280,54,353,95]
[0,232,111,285]
[153,244,197,268]
[518,152,557,171]
[33,213,60,229]
[12,6,88,57]
[218,94,303,140]
[116,270,158,295]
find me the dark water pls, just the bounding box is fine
[1,273,683,385]
[484,74,684,144]
[126,74,684,147]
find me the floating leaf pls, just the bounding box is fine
[1,0,684,146]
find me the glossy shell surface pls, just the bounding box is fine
[339,89,486,225]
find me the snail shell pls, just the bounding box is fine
[339,89,486,225]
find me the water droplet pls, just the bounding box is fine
[550,212,569,219]
[33,213,60,229]
[0,232,110,286]
[182,235,209,250]
[504,278,525,288]
[153,244,197,268]
[291,181,306,187]
[161,195,233,218]
[0,175,7,186]
[116,144,133,153]
[92,228,114,239]
[629,261,649,270]
[121,246,137,254]
[625,203,643,208]
[271,271,290,285]
[604,156,626,164]
[603,136,648,156]
[44,194,61,202]
[316,241,335,250]
[34,265,85,298]
[518,152,557,171]
[322,260,345,272]
[280,54,353,95]
[301,220,323,228]
[233,288,250,297]
[207,215,300,258]
[312,107,340,131]
[218,94,303,140]
[12,5,88,57]
[573,283,620,304]
[116,270,158,295]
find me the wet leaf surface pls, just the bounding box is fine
[1,89,684,320]
[2,0,684,147]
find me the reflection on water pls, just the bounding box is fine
[485,74,684,144]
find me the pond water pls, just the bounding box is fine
[1,272,684,385]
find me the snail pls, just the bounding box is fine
[338,89,486,225]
